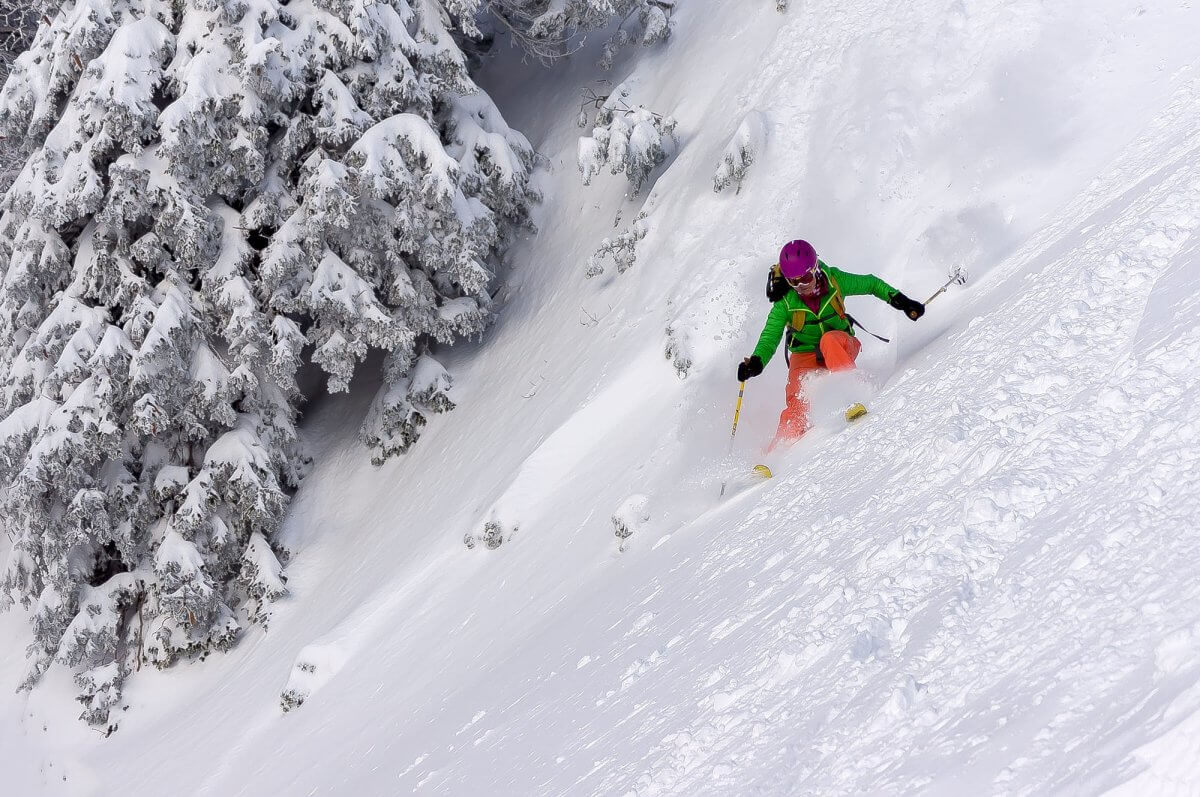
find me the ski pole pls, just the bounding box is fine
[719,382,747,497]
[923,265,968,307]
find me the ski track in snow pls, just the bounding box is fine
[5,1,1200,795]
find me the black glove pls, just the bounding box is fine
[737,355,764,382]
[889,292,925,321]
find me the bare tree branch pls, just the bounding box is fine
[0,0,44,190]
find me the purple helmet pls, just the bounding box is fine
[778,240,818,279]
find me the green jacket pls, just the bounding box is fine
[752,262,898,365]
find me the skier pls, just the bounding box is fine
[738,240,926,450]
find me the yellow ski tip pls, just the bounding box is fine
[845,402,868,422]
[752,464,774,479]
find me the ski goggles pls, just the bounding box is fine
[786,270,820,288]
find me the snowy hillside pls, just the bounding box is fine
[5,0,1200,794]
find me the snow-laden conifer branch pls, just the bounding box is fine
[586,212,647,278]
[483,0,673,66]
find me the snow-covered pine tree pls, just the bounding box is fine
[0,0,534,727]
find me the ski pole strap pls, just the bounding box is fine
[846,313,890,344]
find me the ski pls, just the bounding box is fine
[844,402,868,422]
[718,463,774,500]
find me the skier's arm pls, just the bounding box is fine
[750,300,788,366]
[826,265,897,302]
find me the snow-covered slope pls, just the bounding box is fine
[5,0,1200,793]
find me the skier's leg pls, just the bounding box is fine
[768,351,819,451]
[820,330,869,421]
[819,330,862,371]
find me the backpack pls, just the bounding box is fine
[765,264,789,303]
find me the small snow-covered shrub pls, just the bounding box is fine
[279,641,350,713]
[483,520,508,550]
[587,213,648,278]
[578,84,677,195]
[280,674,312,713]
[714,111,768,194]
[467,509,518,551]
[280,658,317,713]
[664,324,694,378]
[481,518,516,550]
[612,494,650,551]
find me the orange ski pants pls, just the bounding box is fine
[769,330,861,450]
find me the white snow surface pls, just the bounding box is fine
[5,0,1200,794]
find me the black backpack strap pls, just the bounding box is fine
[846,313,890,343]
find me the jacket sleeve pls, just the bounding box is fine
[751,299,789,366]
[826,265,897,302]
